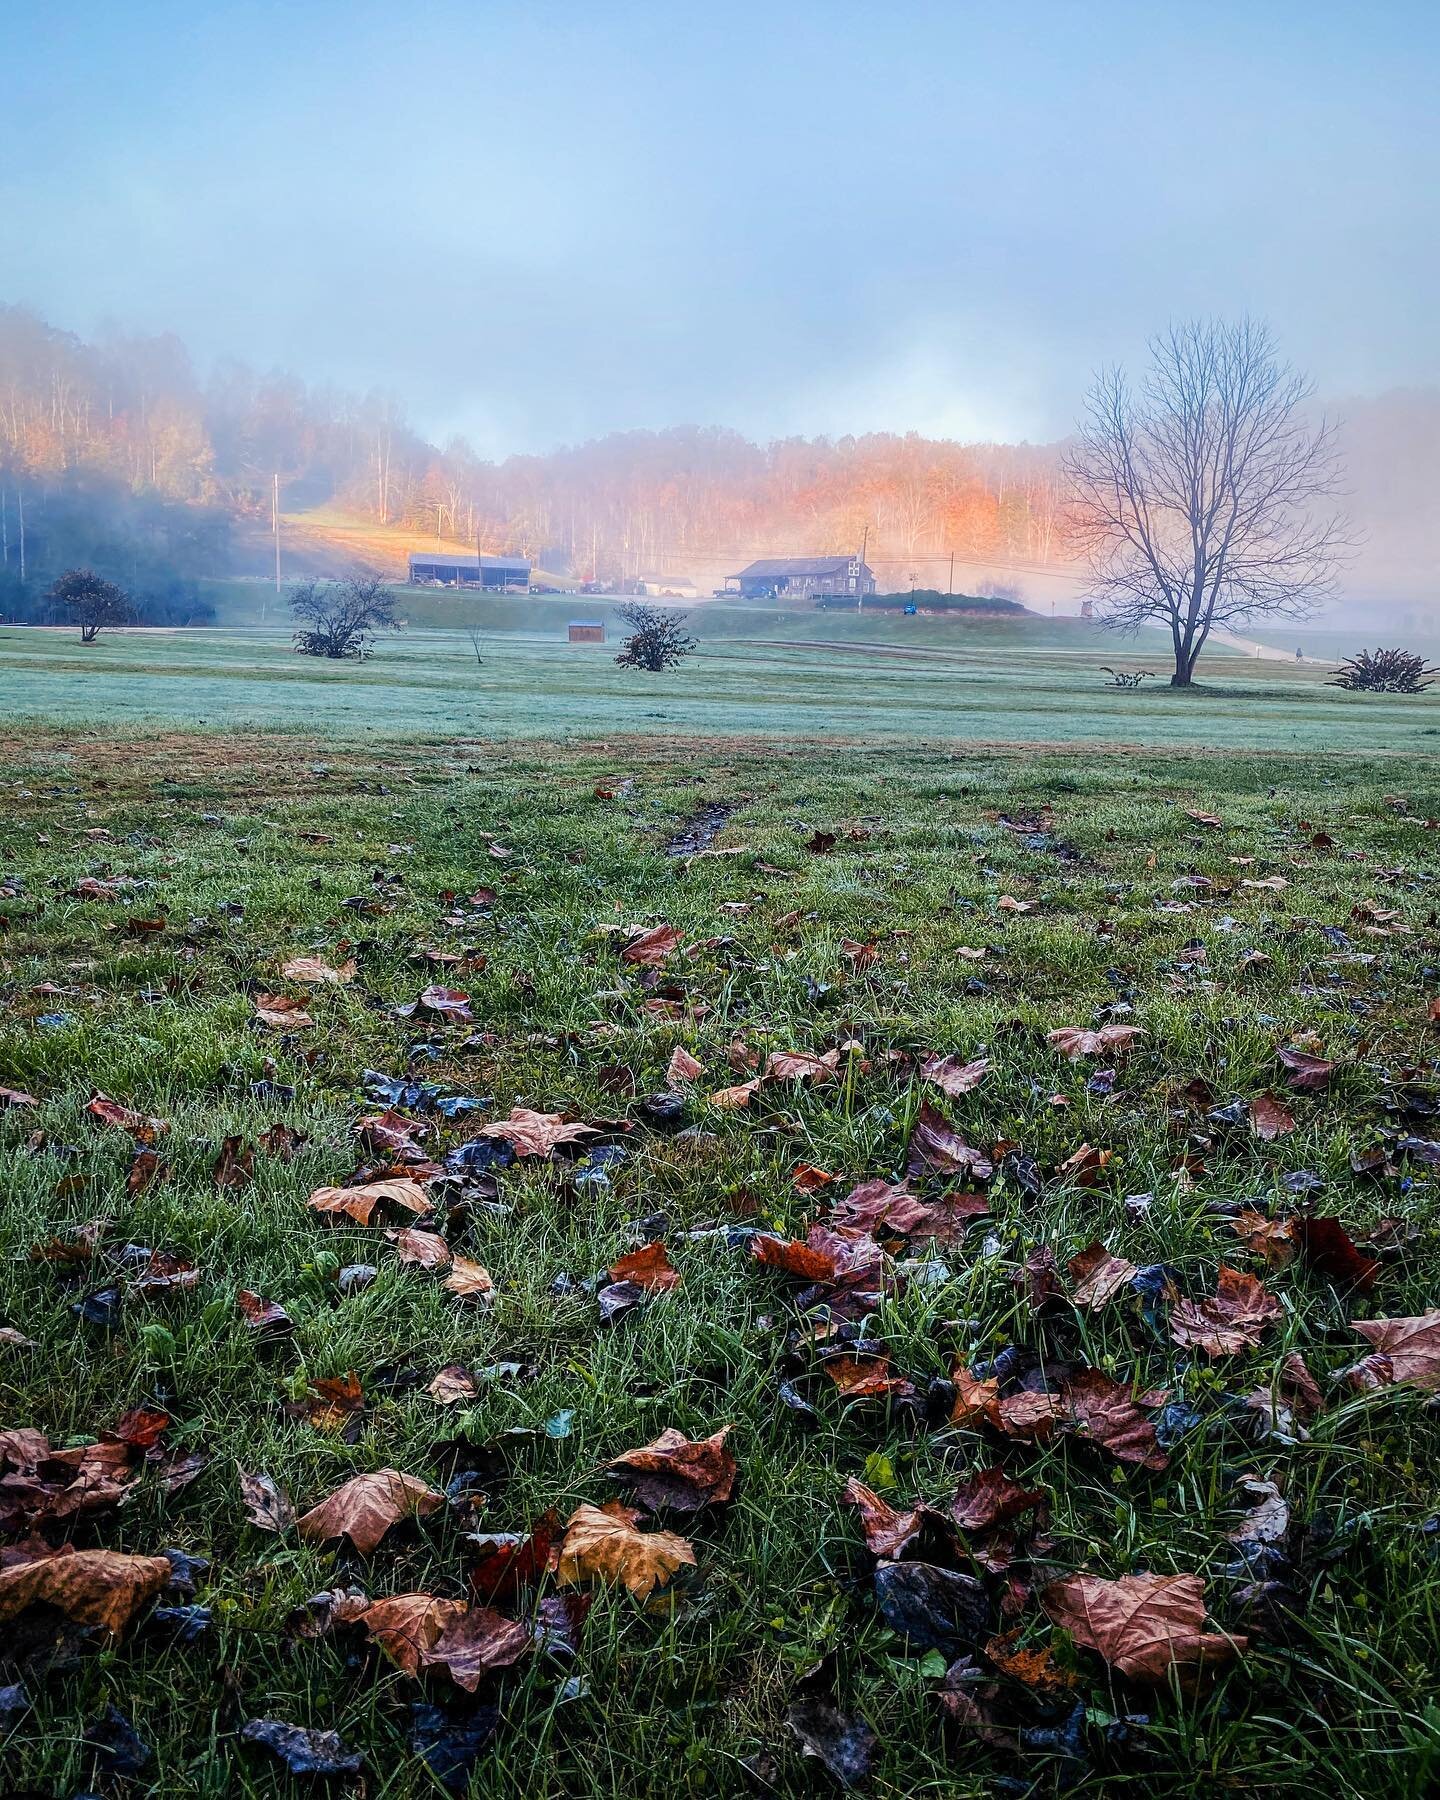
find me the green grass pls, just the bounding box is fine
[1,729,1438,1796]
[2,621,1436,752]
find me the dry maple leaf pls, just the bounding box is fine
[427,1364,480,1405]
[1170,1266,1282,1357]
[621,924,683,966]
[281,954,357,985]
[610,1240,680,1291]
[1346,1312,1440,1389]
[238,1466,296,1533]
[1046,1025,1145,1060]
[1276,1047,1337,1090]
[1041,1572,1245,1682]
[253,993,315,1030]
[442,1256,495,1303]
[1229,1210,1296,1268]
[478,1107,598,1157]
[213,1135,255,1188]
[905,1101,993,1180]
[1184,809,1224,828]
[359,1593,466,1674]
[985,1632,1077,1694]
[751,1234,839,1282]
[1068,1242,1139,1310]
[0,1545,173,1639]
[1249,1092,1296,1140]
[1295,1217,1379,1294]
[608,1427,737,1513]
[708,1079,760,1109]
[948,1467,1047,1534]
[1059,1368,1168,1469]
[840,1477,945,1558]
[667,1046,704,1084]
[821,1354,913,1401]
[422,1604,532,1690]
[997,895,1035,913]
[296,1469,444,1555]
[307,1177,429,1225]
[386,1227,452,1270]
[87,1093,167,1141]
[920,1053,992,1097]
[765,1048,840,1082]
[557,1500,696,1599]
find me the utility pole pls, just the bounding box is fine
[857,523,869,613]
[948,550,954,595]
[272,473,281,594]
[17,487,24,585]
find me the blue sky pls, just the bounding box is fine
[4,0,1436,454]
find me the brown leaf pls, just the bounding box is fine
[212,1135,255,1188]
[666,1046,704,1084]
[427,1364,480,1405]
[707,1079,760,1109]
[296,1469,444,1555]
[765,1048,839,1083]
[610,1241,680,1292]
[1056,1142,1113,1187]
[359,1593,466,1674]
[306,1177,430,1225]
[621,924,683,966]
[1068,1242,1138,1309]
[258,1121,306,1159]
[1185,808,1224,828]
[1249,1093,1296,1140]
[1046,1025,1145,1060]
[1346,1312,1440,1389]
[386,1227,452,1270]
[299,1373,365,1433]
[1295,1216,1380,1295]
[905,1101,993,1179]
[422,1603,531,1690]
[920,1053,991,1097]
[1041,1572,1245,1682]
[821,1354,913,1401]
[0,1545,172,1639]
[1230,1210,1296,1268]
[751,1234,838,1282]
[1276,1047,1337,1090]
[469,1510,563,1603]
[608,1427,737,1513]
[442,1256,495,1303]
[948,1467,1047,1534]
[0,1085,38,1108]
[792,1162,835,1192]
[126,1148,166,1194]
[1170,1266,1282,1357]
[238,1466,296,1533]
[87,1093,166,1142]
[1059,1368,1168,1469]
[281,954,357,985]
[984,1632,1078,1693]
[840,1477,944,1558]
[237,1289,294,1333]
[556,1500,696,1599]
[478,1107,598,1157]
[355,1109,430,1156]
[253,992,315,1030]
[399,984,473,1021]
[828,1179,930,1236]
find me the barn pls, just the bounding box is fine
[727,555,876,601]
[567,620,606,643]
[407,552,531,590]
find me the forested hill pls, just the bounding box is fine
[0,303,1435,610]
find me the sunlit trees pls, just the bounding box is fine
[1065,320,1348,688]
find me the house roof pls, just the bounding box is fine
[408,552,531,571]
[732,556,864,579]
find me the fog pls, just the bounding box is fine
[1,0,1436,608]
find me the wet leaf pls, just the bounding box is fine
[296,1469,444,1554]
[1249,1093,1296,1140]
[442,1256,496,1303]
[307,1176,430,1224]
[478,1107,598,1157]
[905,1101,993,1179]
[610,1240,680,1291]
[253,992,315,1030]
[1041,1572,1246,1682]
[1170,1267,1282,1356]
[786,1697,876,1789]
[920,1053,991,1097]
[608,1427,737,1512]
[1068,1242,1138,1309]
[238,1467,296,1533]
[556,1501,696,1599]
[0,1545,172,1638]
[1276,1047,1337,1090]
[387,1226,452,1269]
[240,1719,363,1776]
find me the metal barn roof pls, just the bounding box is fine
[732,556,860,579]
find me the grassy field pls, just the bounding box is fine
[0,727,1438,1797]
[2,618,1437,753]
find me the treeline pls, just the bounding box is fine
[0,304,1064,595]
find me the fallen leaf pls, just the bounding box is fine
[905,1101,993,1180]
[1249,1093,1296,1140]
[296,1469,444,1554]
[421,1603,531,1691]
[1229,1476,1290,1545]
[610,1241,680,1292]
[478,1107,598,1157]
[359,1593,466,1674]
[307,1177,430,1224]
[1230,1210,1296,1268]
[1068,1242,1138,1309]
[1346,1312,1440,1390]
[608,1427,737,1513]
[0,1085,38,1108]
[253,993,314,1030]
[556,1500,696,1599]
[1041,1572,1245,1682]
[398,984,473,1021]
[948,1467,1047,1534]
[708,1079,761,1109]
[1170,1266,1282,1356]
[621,924,683,966]
[238,1466,296,1533]
[1276,1047,1337,1090]
[442,1256,496,1303]
[0,1545,172,1638]
[920,1053,991,1097]
[281,954,357,985]
[751,1234,838,1282]
[666,1046,704,1084]
[386,1227,452,1270]
[240,1720,362,1777]
[87,1093,166,1142]
[840,1478,945,1558]
[1295,1216,1380,1294]
[1047,1025,1145,1060]
[787,1697,876,1789]
[212,1134,255,1188]
[1059,1368,1168,1469]
[765,1048,839,1083]
[427,1364,480,1405]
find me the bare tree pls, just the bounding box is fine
[1064,320,1348,687]
[290,575,399,659]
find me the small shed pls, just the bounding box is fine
[568,619,606,644]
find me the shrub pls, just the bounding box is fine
[290,576,399,659]
[614,602,696,672]
[46,568,132,642]
[1328,648,1437,694]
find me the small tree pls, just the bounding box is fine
[1065,319,1348,688]
[47,568,132,643]
[1329,648,1437,694]
[614,602,696,672]
[290,575,399,659]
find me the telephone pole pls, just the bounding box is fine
[272,473,281,594]
[857,524,869,613]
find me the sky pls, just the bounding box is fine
[3,0,1437,457]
